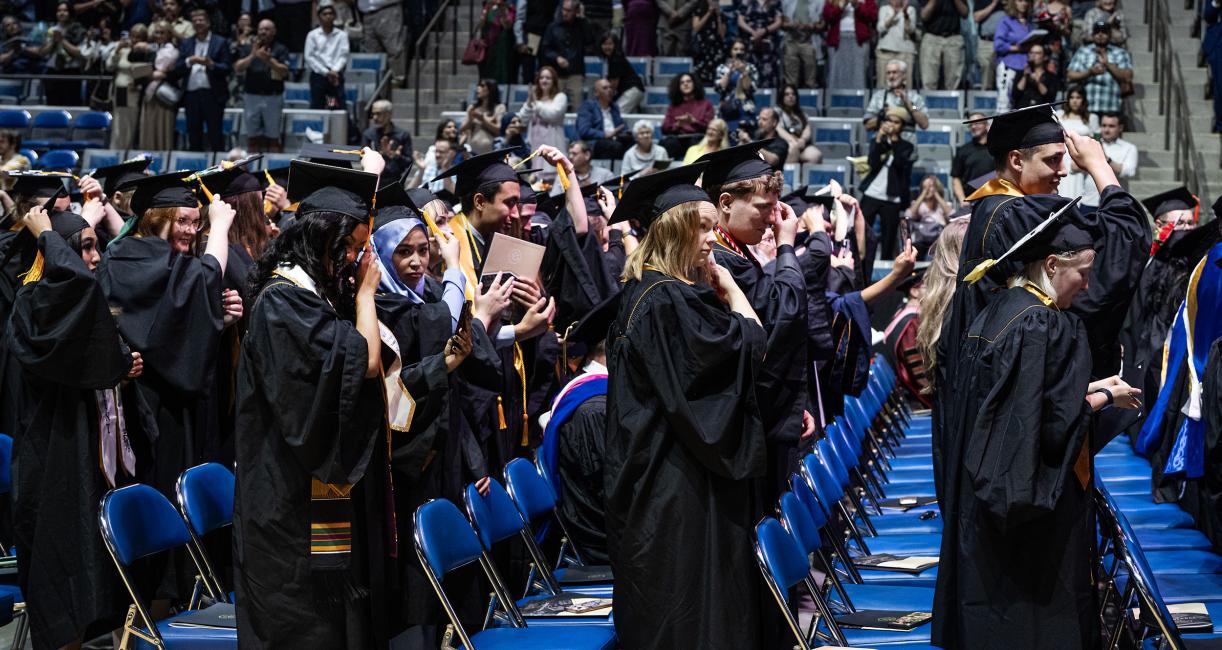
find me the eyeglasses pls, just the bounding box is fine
[175,217,203,229]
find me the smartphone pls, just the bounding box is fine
[479,271,517,294]
[457,300,473,336]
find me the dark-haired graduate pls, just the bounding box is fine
[603,163,768,650]
[934,213,1143,650]
[233,161,392,649]
[7,205,156,650]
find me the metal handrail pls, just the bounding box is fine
[412,0,467,134]
[1144,0,1211,200]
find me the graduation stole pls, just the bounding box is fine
[448,212,480,301]
[713,225,760,268]
[95,386,136,489]
[963,177,1025,203]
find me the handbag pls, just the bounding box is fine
[462,35,487,66]
[154,81,182,107]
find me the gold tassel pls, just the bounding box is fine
[555,163,571,191]
[19,252,43,285]
[514,343,528,447]
[963,258,996,284]
[497,396,508,430]
[263,170,276,216]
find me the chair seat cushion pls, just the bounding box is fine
[840,583,934,611]
[1133,527,1214,552]
[1102,476,1158,496]
[132,608,237,650]
[1115,572,1222,605]
[841,619,932,645]
[867,513,942,535]
[1114,550,1222,575]
[883,469,935,484]
[888,457,934,471]
[1122,507,1195,530]
[465,624,618,650]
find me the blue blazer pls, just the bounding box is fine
[171,33,232,104]
[575,99,625,142]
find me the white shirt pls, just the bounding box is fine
[839,2,856,33]
[601,106,615,134]
[186,35,211,91]
[620,144,671,175]
[304,26,349,75]
[1079,136,1138,207]
[876,4,918,53]
[863,154,897,202]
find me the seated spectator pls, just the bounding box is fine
[550,141,615,194]
[994,0,1033,113]
[950,111,993,202]
[824,0,877,90]
[1056,84,1098,201]
[41,3,88,106]
[0,16,44,74]
[682,117,730,163]
[918,0,969,90]
[407,137,458,193]
[864,60,929,141]
[493,112,531,159]
[660,72,714,158]
[718,65,757,141]
[1079,112,1136,210]
[858,106,916,260]
[1066,19,1132,115]
[1081,0,1126,45]
[363,99,413,179]
[777,84,824,164]
[737,107,790,168]
[235,18,290,153]
[737,0,783,88]
[0,130,30,186]
[576,78,632,159]
[599,32,646,112]
[162,0,194,41]
[304,2,349,110]
[905,174,951,258]
[875,0,919,88]
[1011,42,1061,107]
[690,0,728,86]
[620,120,670,174]
[459,79,506,155]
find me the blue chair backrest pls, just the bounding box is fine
[827,90,866,110]
[791,472,829,529]
[798,89,822,110]
[0,110,29,129]
[290,117,325,134]
[18,148,37,163]
[655,57,692,76]
[915,129,951,146]
[414,498,484,578]
[37,149,79,170]
[755,517,810,594]
[32,110,71,129]
[73,111,111,129]
[0,80,22,100]
[779,489,822,556]
[126,152,164,173]
[814,124,852,144]
[349,52,384,73]
[801,453,839,516]
[176,463,234,537]
[504,457,556,523]
[924,92,962,111]
[100,484,192,566]
[644,87,669,107]
[627,57,649,78]
[969,92,997,112]
[464,478,525,548]
[0,434,11,495]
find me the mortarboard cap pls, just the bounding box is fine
[434,189,458,209]
[612,162,710,230]
[90,158,152,196]
[965,102,1065,159]
[299,142,361,168]
[697,139,779,190]
[1142,186,1198,219]
[564,290,623,349]
[375,173,412,208]
[536,191,566,218]
[288,160,379,220]
[964,196,1095,283]
[431,147,520,198]
[895,267,926,294]
[196,157,264,200]
[7,171,71,199]
[580,183,604,217]
[50,209,90,243]
[126,171,199,217]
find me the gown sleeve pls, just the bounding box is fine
[623,282,768,479]
[540,208,619,331]
[801,232,836,361]
[8,231,131,388]
[243,282,383,485]
[961,309,1093,529]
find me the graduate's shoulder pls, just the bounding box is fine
[969,286,1074,345]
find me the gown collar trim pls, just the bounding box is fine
[965,177,1026,202]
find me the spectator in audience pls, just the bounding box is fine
[716,38,759,94]
[539,0,597,104]
[235,18,289,153]
[623,0,660,55]
[41,3,88,106]
[162,0,194,41]
[493,111,531,158]
[1205,0,1222,133]
[858,106,916,259]
[359,0,408,87]
[273,0,314,51]
[777,84,824,163]
[1081,0,1126,45]
[737,0,783,88]
[875,0,918,87]
[1055,84,1097,200]
[864,60,929,140]
[994,0,1033,112]
[599,33,646,112]
[1035,0,1072,73]
[621,120,670,174]
[920,0,968,89]
[231,11,255,52]
[739,107,792,167]
[660,72,715,158]
[0,16,43,74]
[460,79,506,155]
[691,0,729,86]
[1011,41,1060,107]
[974,0,1004,89]
[576,78,632,159]
[513,0,557,83]
[140,20,179,151]
[435,118,461,152]
[718,51,758,139]
[1066,19,1132,115]
[1079,112,1135,211]
[550,141,615,194]
[682,117,730,162]
[363,99,413,178]
[950,111,992,201]
[476,0,515,84]
[659,0,701,56]
[82,17,120,82]
[109,23,150,150]
[304,2,349,110]
[905,173,951,257]
[0,130,30,182]
[408,137,458,192]
[521,64,569,149]
[781,0,823,88]
[172,8,231,152]
[823,0,877,90]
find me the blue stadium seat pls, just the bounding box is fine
[584,55,606,78]
[643,87,670,111]
[782,163,799,189]
[653,57,692,84]
[34,149,79,171]
[65,111,112,150]
[811,122,855,158]
[0,110,30,130]
[967,91,997,114]
[81,148,123,170]
[124,152,165,174]
[922,90,963,120]
[348,52,386,76]
[283,82,311,107]
[798,89,823,115]
[25,110,73,151]
[18,149,36,165]
[804,163,850,188]
[0,79,23,104]
[167,151,212,172]
[824,89,868,118]
[915,125,955,160]
[626,57,650,83]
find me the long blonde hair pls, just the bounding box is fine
[915,217,969,387]
[621,200,709,284]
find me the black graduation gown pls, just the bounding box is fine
[232,278,387,650]
[539,208,620,333]
[204,243,255,467]
[7,232,154,650]
[556,393,610,564]
[604,270,768,650]
[0,228,37,437]
[932,287,1097,650]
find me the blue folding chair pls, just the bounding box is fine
[66,111,112,149]
[824,89,868,118]
[34,149,79,171]
[176,463,234,605]
[0,110,29,130]
[98,484,237,649]
[0,435,26,648]
[25,110,73,151]
[0,80,23,104]
[414,499,617,650]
